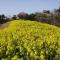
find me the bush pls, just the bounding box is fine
[0,20,60,60]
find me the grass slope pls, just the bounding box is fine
[0,20,60,60]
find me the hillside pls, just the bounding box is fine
[0,20,60,60]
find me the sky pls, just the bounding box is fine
[0,0,60,16]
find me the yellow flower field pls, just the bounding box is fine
[0,20,60,60]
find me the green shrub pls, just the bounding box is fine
[0,20,60,60]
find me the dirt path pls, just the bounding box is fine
[0,23,9,29]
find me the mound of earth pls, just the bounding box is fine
[0,20,60,60]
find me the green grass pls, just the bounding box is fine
[0,20,60,60]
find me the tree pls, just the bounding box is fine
[27,13,36,20]
[35,12,49,22]
[17,12,28,19]
[12,15,17,20]
[43,10,50,14]
[53,7,60,26]
[54,7,60,13]
[0,14,6,24]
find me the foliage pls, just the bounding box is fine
[16,7,60,27]
[0,7,60,27]
[12,15,17,20]
[0,20,60,60]
[0,14,6,24]
[17,12,28,19]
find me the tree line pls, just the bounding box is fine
[0,7,60,27]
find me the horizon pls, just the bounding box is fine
[0,0,60,16]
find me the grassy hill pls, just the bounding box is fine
[0,20,60,60]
